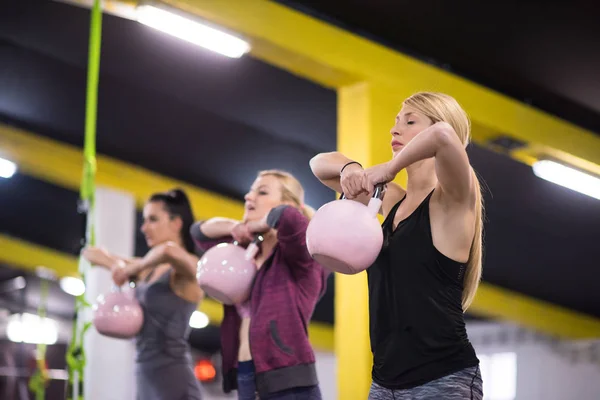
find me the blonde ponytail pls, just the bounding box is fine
[462,168,484,311]
[403,92,484,311]
[300,204,316,221]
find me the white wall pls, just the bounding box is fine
[305,322,600,400]
[315,349,336,400]
[468,322,600,400]
[531,345,600,400]
[82,187,137,400]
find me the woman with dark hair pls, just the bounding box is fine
[82,188,203,400]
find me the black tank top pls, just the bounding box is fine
[367,189,479,389]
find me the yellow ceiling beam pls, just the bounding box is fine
[0,234,334,350]
[0,233,225,339]
[3,233,600,340]
[0,123,331,349]
[3,126,600,339]
[0,234,80,279]
[7,1,600,341]
[165,0,600,176]
[471,284,600,339]
[0,123,244,221]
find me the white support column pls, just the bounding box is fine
[81,186,137,400]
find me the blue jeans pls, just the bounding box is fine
[237,361,322,400]
[237,361,257,400]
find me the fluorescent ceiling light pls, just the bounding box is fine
[60,276,86,296]
[0,157,17,178]
[533,160,600,200]
[6,313,58,345]
[136,5,250,58]
[189,311,209,329]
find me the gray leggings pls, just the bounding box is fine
[368,366,483,400]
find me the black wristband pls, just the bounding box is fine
[340,161,362,176]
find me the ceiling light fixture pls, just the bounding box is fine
[136,4,250,58]
[189,311,209,329]
[532,160,600,200]
[60,276,86,297]
[0,157,17,179]
[6,313,58,345]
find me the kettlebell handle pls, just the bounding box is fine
[232,234,264,261]
[340,184,385,201]
[232,234,264,247]
[111,283,128,293]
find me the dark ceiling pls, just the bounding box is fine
[0,0,337,206]
[275,0,600,135]
[1,0,600,354]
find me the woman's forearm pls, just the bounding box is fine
[123,243,197,279]
[388,122,448,175]
[309,151,357,180]
[197,217,238,239]
[82,247,125,271]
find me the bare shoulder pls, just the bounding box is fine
[381,182,406,218]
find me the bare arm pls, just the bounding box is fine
[191,218,236,252]
[310,151,405,214]
[81,247,125,271]
[196,217,238,239]
[378,122,474,205]
[309,151,355,193]
[309,151,373,205]
[190,218,255,253]
[124,242,198,281]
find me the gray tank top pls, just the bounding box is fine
[134,268,198,369]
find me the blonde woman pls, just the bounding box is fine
[191,170,329,400]
[310,92,484,399]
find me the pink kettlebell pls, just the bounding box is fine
[306,185,384,274]
[196,236,262,305]
[93,286,144,339]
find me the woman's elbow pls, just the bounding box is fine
[434,122,455,140]
[309,152,335,178]
[309,153,322,174]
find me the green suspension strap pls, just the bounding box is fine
[65,1,103,399]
